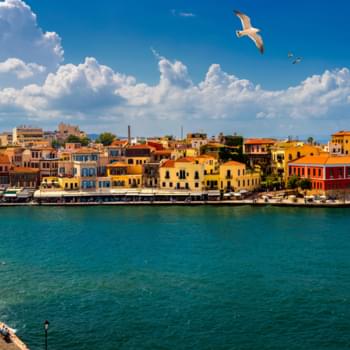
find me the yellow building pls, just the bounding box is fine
[219,161,260,193]
[284,144,324,181]
[107,162,142,189]
[271,141,304,177]
[159,157,205,191]
[41,176,80,191]
[271,143,323,181]
[331,131,350,155]
[60,177,80,191]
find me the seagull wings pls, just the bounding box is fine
[234,10,252,30]
[248,33,264,54]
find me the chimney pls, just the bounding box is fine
[128,125,131,144]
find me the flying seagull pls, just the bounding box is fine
[293,57,302,64]
[288,51,294,58]
[234,10,264,54]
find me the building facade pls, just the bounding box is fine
[288,156,350,194]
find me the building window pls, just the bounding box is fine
[194,171,200,180]
[170,182,173,187]
[195,182,199,188]
[162,182,166,187]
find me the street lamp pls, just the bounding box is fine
[44,320,50,350]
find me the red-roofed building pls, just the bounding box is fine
[244,138,276,175]
[288,155,350,193]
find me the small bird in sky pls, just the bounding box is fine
[234,10,264,54]
[292,57,303,64]
[288,51,294,58]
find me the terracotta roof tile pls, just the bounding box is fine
[244,138,276,145]
[161,160,175,168]
[10,166,40,173]
[222,161,245,166]
[332,131,350,137]
[290,155,350,165]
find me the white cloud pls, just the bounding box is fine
[0,58,47,89]
[0,0,349,136]
[0,0,63,72]
[1,55,349,136]
[171,9,196,18]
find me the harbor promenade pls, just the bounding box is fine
[0,323,29,350]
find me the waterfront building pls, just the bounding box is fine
[97,177,112,190]
[125,144,153,166]
[283,144,324,181]
[160,157,207,191]
[41,176,81,191]
[331,131,350,155]
[58,151,74,177]
[22,147,59,179]
[9,166,40,188]
[107,162,142,189]
[219,161,261,193]
[0,154,10,186]
[244,138,276,175]
[288,155,350,194]
[12,126,44,146]
[142,163,160,188]
[271,140,303,177]
[72,148,100,190]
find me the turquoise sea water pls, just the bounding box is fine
[0,206,349,350]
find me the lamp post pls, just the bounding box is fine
[44,320,50,350]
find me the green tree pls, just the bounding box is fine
[66,135,90,146]
[51,139,62,149]
[66,135,81,143]
[96,132,116,146]
[307,137,314,145]
[299,178,312,190]
[287,175,299,189]
[224,135,243,147]
[80,137,90,146]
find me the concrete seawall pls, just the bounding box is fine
[1,200,350,208]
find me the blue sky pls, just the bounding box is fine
[25,0,350,89]
[0,0,349,138]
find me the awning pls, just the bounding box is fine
[208,191,220,196]
[4,193,17,198]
